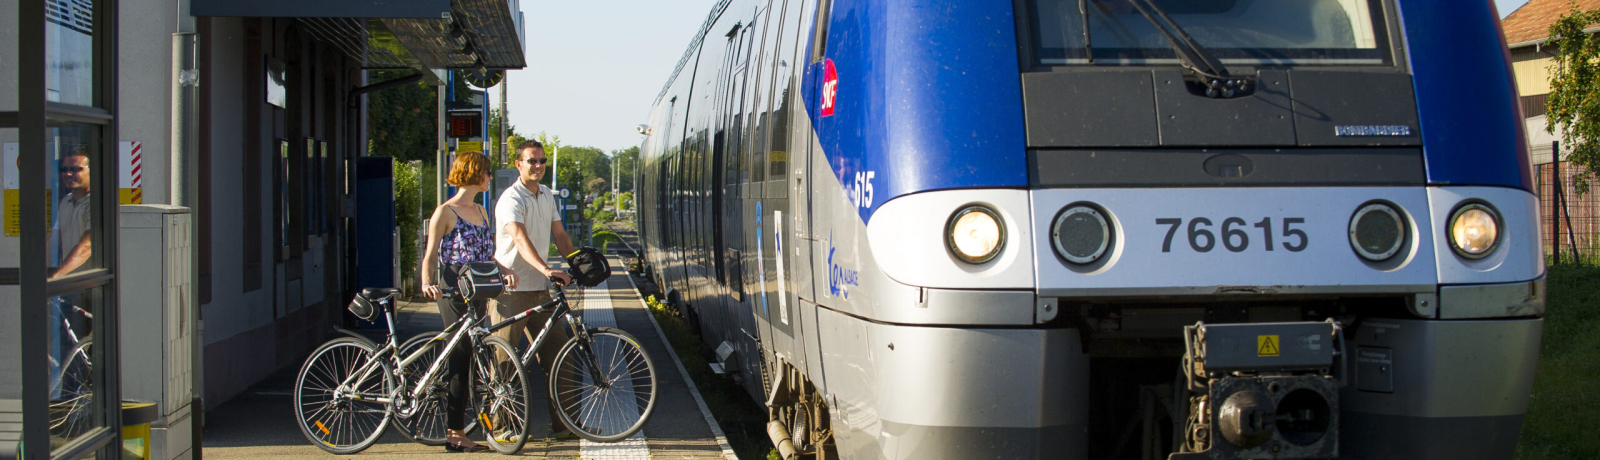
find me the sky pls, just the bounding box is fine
[499,0,721,155]
[1496,0,1531,17]
[498,0,1532,154]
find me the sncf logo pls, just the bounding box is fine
[821,59,838,117]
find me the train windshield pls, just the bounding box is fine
[1028,0,1387,66]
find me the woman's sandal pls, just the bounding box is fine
[445,439,490,453]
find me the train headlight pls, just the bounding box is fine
[1052,204,1112,265]
[1448,202,1501,259]
[946,205,1005,264]
[1349,202,1405,261]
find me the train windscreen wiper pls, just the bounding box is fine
[1123,0,1254,98]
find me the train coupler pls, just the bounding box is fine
[1170,320,1345,460]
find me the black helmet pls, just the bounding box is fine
[565,247,611,288]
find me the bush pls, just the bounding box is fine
[592,230,623,249]
[394,160,424,296]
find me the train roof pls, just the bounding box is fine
[654,0,735,105]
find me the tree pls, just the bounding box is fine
[367,70,439,162]
[1546,5,1600,192]
[586,177,609,196]
[488,108,519,168]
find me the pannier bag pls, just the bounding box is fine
[348,295,378,321]
[455,262,506,302]
[566,247,611,288]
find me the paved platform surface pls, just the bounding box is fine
[202,258,732,459]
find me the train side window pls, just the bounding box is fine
[767,0,808,183]
[810,0,832,64]
[746,2,784,186]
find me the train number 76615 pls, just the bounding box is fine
[1155,217,1308,253]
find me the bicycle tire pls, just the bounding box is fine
[475,335,532,454]
[49,339,93,439]
[293,336,394,454]
[550,327,659,442]
[391,332,479,446]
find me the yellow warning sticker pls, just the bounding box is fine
[1258,335,1280,357]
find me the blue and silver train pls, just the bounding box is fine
[636,0,1544,458]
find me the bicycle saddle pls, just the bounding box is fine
[360,287,399,299]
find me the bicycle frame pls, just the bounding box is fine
[332,285,605,405]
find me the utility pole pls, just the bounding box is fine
[499,74,509,167]
[436,72,446,207]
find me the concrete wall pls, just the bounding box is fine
[197,16,355,408]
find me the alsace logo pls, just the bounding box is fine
[826,231,859,299]
[821,59,838,117]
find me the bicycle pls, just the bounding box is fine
[292,248,659,454]
[48,297,94,439]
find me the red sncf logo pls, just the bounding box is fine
[821,59,838,117]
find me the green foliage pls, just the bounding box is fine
[394,160,424,295]
[1516,267,1600,459]
[592,230,623,248]
[367,70,439,162]
[1545,6,1600,193]
[619,191,634,210]
[487,108,519,168]
[585,205,616,223]
[586,177,609,196]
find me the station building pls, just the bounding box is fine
[1,0,526,457]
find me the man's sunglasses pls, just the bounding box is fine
[59,167,85,173]
[523,158,549,165]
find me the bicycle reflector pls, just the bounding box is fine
[566,247,612,287]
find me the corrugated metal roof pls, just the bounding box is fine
[267,0,527,70]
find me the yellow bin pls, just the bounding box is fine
[120,401,158,460]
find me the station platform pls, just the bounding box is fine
[201,257,734,459]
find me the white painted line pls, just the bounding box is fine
[621,264,741,460]
[577,277,651,460]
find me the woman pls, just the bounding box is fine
[420,151,515,453]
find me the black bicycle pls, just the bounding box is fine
[292,248,658,454]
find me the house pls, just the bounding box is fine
[1502,0,1600,162]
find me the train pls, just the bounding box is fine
[634,0,1545,458]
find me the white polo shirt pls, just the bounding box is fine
[494,180,560,291]
[52,192,92,266]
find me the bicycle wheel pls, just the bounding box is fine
[550,327,659,442]
[391,332,477,446]
[49,339,93,439]
[293,336,394,454]
[474,335,532,454]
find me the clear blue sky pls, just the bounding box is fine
[499,0,1531,154]
[500,0,720,155]
[1496,0,1530,17]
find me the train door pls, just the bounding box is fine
[741,1,783,397]
[778,0,818,380]
[760,0,810,370]
[711,17,750,368]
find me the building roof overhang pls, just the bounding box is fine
[192,0,525,75]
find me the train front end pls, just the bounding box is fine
[804,0,1543,458]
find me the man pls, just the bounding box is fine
[48,147,93,405]
[492,140,576,436]
[52,147,93,278]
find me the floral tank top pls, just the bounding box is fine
[438,206,494,266]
